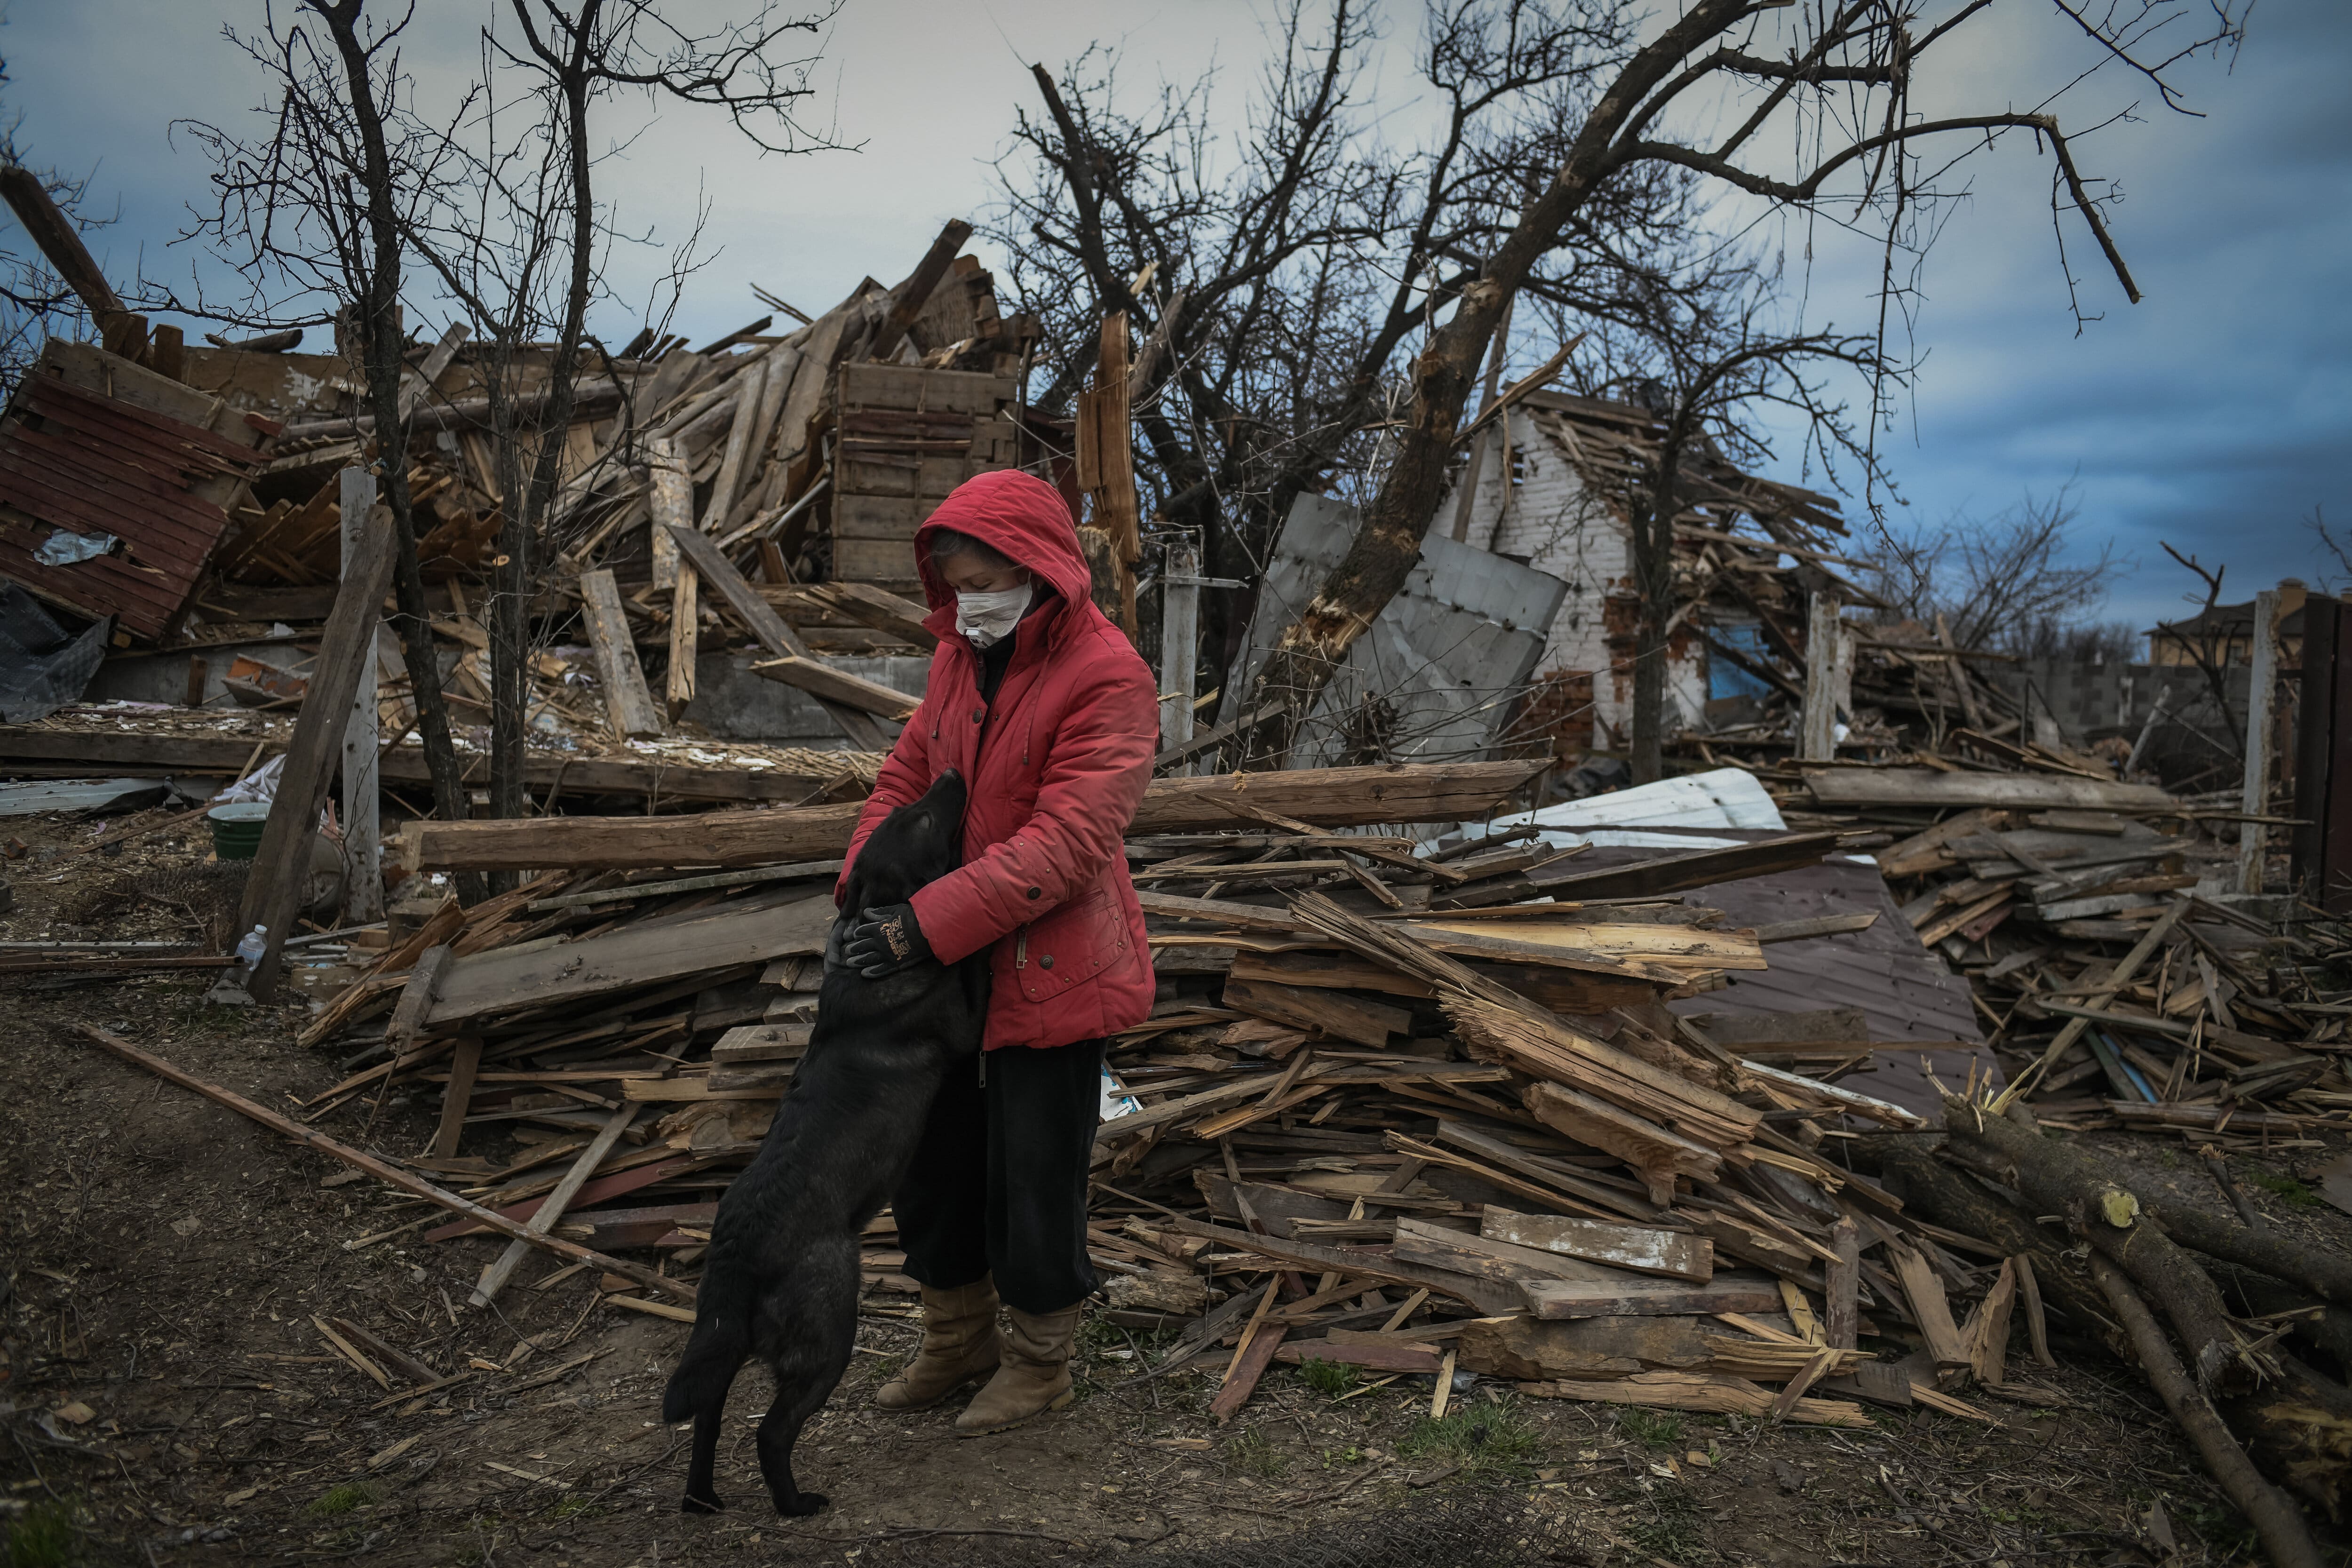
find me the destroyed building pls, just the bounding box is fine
[1430,389,1857,754]
[0,199,2341,1568]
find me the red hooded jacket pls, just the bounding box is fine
[836,470,1159,1051]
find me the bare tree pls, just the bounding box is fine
[177,1,489,898]
[1552,245,1891,780]
[179,1,834,896]
[996,2,1754,701]
[1004,0,2245,766]
[400,0,834,839]
[1869,488,2124,655]
[2307,506,2349,595]
[2150,541,2242,762]
[0,123,108,394]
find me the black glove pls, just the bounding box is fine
[842,902,933,979]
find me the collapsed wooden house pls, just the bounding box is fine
[0,221,1047,775]
[1433,389,1857,756]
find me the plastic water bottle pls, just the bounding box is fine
[233,924,268,972]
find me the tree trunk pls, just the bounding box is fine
[2089,1254,2327,1568]
[1944,1105,2352,1520]
[490,45,600,876]
[1873,1140,2106,1331]
[318,4,481,906]
[1241,0,1756,767]
[1628,433,1681,785]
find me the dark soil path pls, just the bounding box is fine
[0,812,2292,1566]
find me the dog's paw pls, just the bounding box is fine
[680,1492,725,1515]
[779,1490,829,1518]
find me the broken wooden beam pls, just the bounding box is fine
[750,655,921,720]
[1164,1218,1524,1315]
[417,890,835,1031]
[0,728,862,805]
[1803,767,2178,814]
[1533,831,1840,902]
[0,163,125,326]
[235,508,398,1000]
[1478,1210,1712,1283]
[397,760,1546,873]
[578,567,665,739]
[867,217,975,363]
[69,1025,692,1305]
[666,522,894,751]
[470,1106,640,1310]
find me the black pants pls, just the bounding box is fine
[892,1037,1104,1315]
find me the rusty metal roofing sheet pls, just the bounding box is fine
[0,372,267,639]
[1532,829,1995,1123]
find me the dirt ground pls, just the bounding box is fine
[0,810,2323,1567]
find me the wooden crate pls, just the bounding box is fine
[825,365,1016,585]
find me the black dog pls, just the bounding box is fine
[662,770,987,1516]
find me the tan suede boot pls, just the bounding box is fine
[875,1277,1002,1411]
[954,1301,1082,1435]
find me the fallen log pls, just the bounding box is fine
[1873,1139,2107,1331]
[1802,767,2177,814]
[2138,1189,2352,1316]
[2089,1253,2325,1568]
[279,377,626,440]
[1929,1120,2352,1315]
[1944,1101,2352,1519]
[397,760,1546,873]
[0,726,866,805]
[1945,1106,2260,1388]
[68,1025,694,1305]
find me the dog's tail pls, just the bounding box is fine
[661,1262,754,1425]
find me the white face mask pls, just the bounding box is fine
[955,581,1033,648]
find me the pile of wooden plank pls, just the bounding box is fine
[1629,557,2336,1148]
[1753,759,2351,1141]
[0,219,1041,789]
[291,757,2084,1432]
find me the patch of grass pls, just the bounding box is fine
[548,1495,602,1521]
[1615,1408,1685,1449]
[2177,1499,2259,1557]
[863,1352,906,1386]
[1077,1314,1131,1356]
[1298,1356,1359,1397]
[1224,1427,1290,1480]
[1399,1397,1543,1480]
[2246,1170,2320,1209]
[1622,1481,1712,1563]
[307,1483,377,1517]
[2,1499,80,1568]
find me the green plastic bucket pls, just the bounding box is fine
[208,802,271,860]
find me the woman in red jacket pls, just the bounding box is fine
[834,469,1158,1434]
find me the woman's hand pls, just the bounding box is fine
[842,903,934,978]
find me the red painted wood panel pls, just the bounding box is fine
[0,371,266,638]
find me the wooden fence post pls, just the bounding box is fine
[1160,537,1200,758]
[339,466,382,922]
[2239,587,2280,895]
[236,510,398,1000]
[1799,593,1847,763]
[2292,596,2352,912]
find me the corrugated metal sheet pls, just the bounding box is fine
[1490,766,1788,837]
[1224,494,1568,767]
[1530,832,1995,1123]
[0,372,266,639]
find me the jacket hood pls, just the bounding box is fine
[912,470,1093,629]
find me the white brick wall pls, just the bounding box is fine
[1435,412,1707,744]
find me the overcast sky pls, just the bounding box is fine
[4,0,2342,635]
